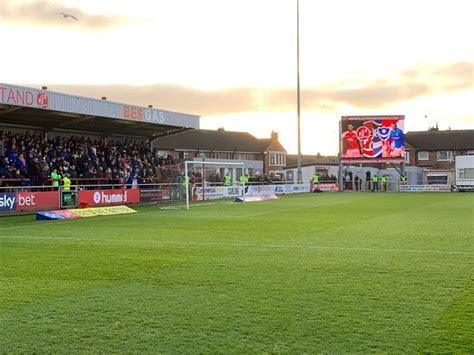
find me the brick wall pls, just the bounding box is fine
[407,144,469,169]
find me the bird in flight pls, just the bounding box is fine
[57,12,79,21]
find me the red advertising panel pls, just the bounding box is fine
[16,191,59,212]
[340,115,405,163]
[314,183,340,192]
[78,189,140,207]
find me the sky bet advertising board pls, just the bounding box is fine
[0,191,59,213]
[340,115,405,163]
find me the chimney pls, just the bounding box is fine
[271,131,278,141]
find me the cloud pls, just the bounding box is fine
[0,0,135,29]
[435,61,474,93]
[323,83,430,108]
[435,61,473,79]
[37,61,474,115]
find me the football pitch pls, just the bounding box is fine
[0,193,473,353]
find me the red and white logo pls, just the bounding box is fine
[18,193,36,207]
[356,126,371,141]
[15,191,59,212]
[93,191,101,204]
[92,190,128,204]
[36,92,49,109]
[79,189,139,206]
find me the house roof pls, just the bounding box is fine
[154,129,286,153]
[405,130,474,151]
[260,138,287,152]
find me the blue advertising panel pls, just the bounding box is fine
[0,193,17,212]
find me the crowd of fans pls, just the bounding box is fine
[1,130,293,189]
[0,131,176,187]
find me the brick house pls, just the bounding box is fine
[153,129,287,178]
[405,129,474,184]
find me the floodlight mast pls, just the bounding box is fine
[296,0,303,184]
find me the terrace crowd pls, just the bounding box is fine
[0,131,176,187]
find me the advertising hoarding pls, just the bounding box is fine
[140,187,173,204]
[78,189,140,207]
[0,191,59,213]
[16,191,59,212]
[314,183,340,192]
[399,184,451,192]
[340,115,405,163]
[0,193,17,212]
[0,83,200,128]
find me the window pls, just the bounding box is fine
[238,153,247,160]
[270,153,286,166]
[437,151,453,161]
[459,168,474,179]
[418,151,429,160]
[467,150,474,155]
[405,150,410,164]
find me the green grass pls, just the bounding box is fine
[0,193,473,353]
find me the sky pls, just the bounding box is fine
[1,0,473,155]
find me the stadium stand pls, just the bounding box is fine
[0,130,280,189]
[0,130,182,188]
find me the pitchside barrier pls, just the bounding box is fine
[1,179,467,215]
[0,182,313,215]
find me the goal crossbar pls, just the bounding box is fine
[184,160,245,209]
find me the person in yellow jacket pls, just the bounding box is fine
[224,173,231,186]
[371,175,379,192]
[312,174,319,192]
[62,173,72,204]
[381,175,387,192]
[400,174,408,185]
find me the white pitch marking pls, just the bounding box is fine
[234,200,350,219]
[2,235,472,257]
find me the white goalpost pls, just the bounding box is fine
[184,160,246,210]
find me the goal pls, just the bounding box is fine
[184,160,246,209]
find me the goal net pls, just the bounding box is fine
[184,160,246,209]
